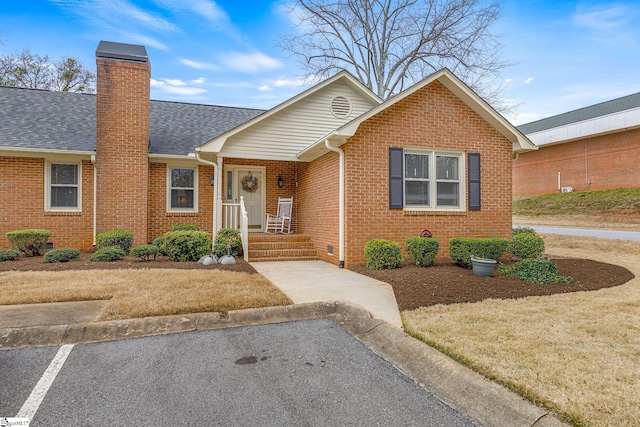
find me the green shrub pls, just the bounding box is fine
[6,229,51,257]
[405,237,439,267]
[43,248,81,263]
[130,244,159,261]
[91,246,126,262]
[364,239,403,270]
[96,229,134,252]
[152,236,167,256]
[0,249,21,261]
[449,237,509,269]
[162,231,212,262]
[509,233,545,260]
[498,258,574,284]
[512,226,538,236]
[213,228,242,257]
[170,223,200,232]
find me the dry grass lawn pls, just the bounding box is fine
[403,234,640,427]
[0,269,292,321]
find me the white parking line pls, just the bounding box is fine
[16,344,74,420]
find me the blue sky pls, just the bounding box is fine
[1,0,639,125]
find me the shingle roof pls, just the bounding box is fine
[0,86,265,155]
[517,91,640,134]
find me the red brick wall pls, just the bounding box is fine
[513,128,640,196]
[95,57,150,246]
[222,158,298,231]
[0,157,94,249]
[297,153,340,265]
[329,80,512,267]
[147,162,214,242]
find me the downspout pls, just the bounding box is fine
[91,154,97,246]
[194,148,218,251]
[325,139,345,268]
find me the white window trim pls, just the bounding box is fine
[403,149,466,212]
[166,165,199,212]
[45,160,82,212]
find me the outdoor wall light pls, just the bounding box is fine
[277,176,284,188]
[209,175,215,186]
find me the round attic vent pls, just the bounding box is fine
[330,96,352,118]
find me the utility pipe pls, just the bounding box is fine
[91,154,97,246]
[325,139,345,268]
[194,148,218,250]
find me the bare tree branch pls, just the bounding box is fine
[279,0,512,111]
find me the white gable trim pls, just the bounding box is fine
[297,69,537,162]
[198,71,382,154]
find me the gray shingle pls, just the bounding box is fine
[0,86,265,155]
[518,92,640,134]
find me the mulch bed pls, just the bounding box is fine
[1,253,634,312]
[0,252,258,274]
[351,258,635,311]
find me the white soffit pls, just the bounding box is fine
[526,107,640,147]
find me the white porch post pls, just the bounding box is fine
[216,155,223,232]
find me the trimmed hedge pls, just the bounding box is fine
[6,229,51,257]
[405,237,439,267]
[43,248,81,263]
[512,226,538,236]
[0,249,21,262]
[364,239,403,270]
[130,244,159,261]
[499,258,573,284]
[152,236,167,256]
[213,228,242,257]
[170,223,200,232]
[162,231,212,262]
[96,229,134,252]
[91,246,126,262]
[449,237,509,269]
[510,233,545,260]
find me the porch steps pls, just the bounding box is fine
[248,234,318,262]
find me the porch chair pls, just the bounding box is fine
[265,197,293,234]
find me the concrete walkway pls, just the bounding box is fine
[251,261,403,328]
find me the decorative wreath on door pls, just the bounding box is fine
[241,173,258,193]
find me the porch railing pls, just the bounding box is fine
[221,197,249,261]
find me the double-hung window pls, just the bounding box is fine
[390,148,474,211]
[47,161,81,211]
[168,167,197,211]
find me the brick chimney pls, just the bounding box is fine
[95,41,150,245]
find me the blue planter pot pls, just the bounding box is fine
[471,256,497,277]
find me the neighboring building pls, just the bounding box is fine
[514,93,640,196]
[1,41,535,267]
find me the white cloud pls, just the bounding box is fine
[151,0,242,40]
[572,5,629,31]
[190,77,206,84]
[118,32,168,50]
[259,85,273,92]
[221,51,283,73]
[180,58,220,71]
[525,77,534,84]
[150,78,206,96]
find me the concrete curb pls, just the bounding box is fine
[0,302,567,427]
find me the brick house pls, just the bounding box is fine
[0,41,535,267]
[513,92,640,196]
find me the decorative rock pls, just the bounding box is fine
[219,255,235,265]
[203,256,217,265]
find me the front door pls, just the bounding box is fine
[229,167,265,231]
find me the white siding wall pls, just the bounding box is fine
[219,81,378,161]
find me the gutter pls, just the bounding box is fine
[325,138,345,268]
[91,154,97,246]
[192,149,218,251]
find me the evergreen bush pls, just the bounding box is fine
[96,229,134,252]
[91,246,126,262]
[449,237,509,269]
[499,258,573,284]
[162,231,211,262]
[130,244,159,261]
[6,229,51,257]
[170,223,200,232]
[364,239,403,270]
[213,228,242,257]
[0,249,21,262]
[43,248,81,263]
[509,233,545,260]
[152,236,167,256]
[405,237,439,267]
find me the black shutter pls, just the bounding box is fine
[468,152,481,210]
[389,147,403,208]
